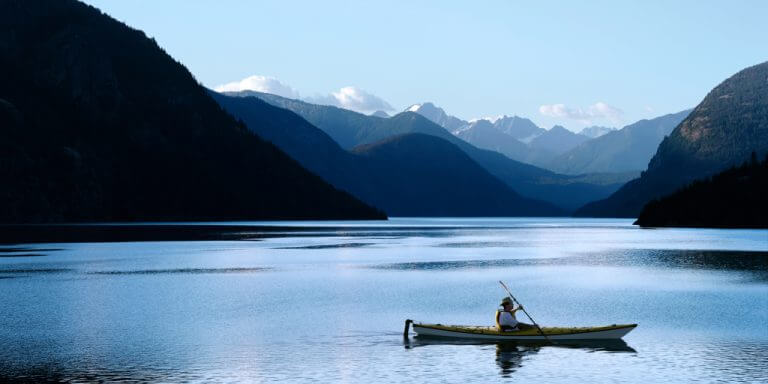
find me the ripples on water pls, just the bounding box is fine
[0,218,766,383]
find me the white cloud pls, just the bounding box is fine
[214,75,300,99]
[214,75,394,115]
[539,101,624,124]
[306,86,394,114]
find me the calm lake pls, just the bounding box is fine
[1,218,767,383]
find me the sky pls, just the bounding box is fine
[85,0,767,131]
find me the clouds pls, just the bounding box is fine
[214,75,300,99]
[306,86,394,114]
[214,75,393,115]
[539,102,624,125]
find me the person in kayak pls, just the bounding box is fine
[496,297,534,332]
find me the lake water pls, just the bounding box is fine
[1,218,767,383]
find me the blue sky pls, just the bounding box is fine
[85,0,767,131]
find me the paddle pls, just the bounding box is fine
[499,280,553,343]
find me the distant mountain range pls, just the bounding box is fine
[529,125,591,156]
[370,110,390,118]
[451,117,592,166]
[492,115,547,142]
[224,91,634,211]
[406,102,675,173]
[577,61,768,218]
[549,110,691,175]
[212,93,563,216]
[453,119,532,162]
[0,0,384,222]
[579,126,616,138]
[406,102,466,131]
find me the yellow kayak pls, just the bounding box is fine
[405,320,636,341]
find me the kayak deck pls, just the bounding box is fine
[408,321,636,340]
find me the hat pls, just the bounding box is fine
[500,297,513,306]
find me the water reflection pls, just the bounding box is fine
[372,249,768,275]
[87,267,269,275]
[404,338,636,378]
[275,242,373,249]
[495,342,540,377]
[0,247,62,257]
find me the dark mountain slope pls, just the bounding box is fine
[576,62,768,217]
[231,91,633,211]
[350,134,564,216]
[207,92,369,195]
[634,154,768,228]
[0,0,384,222]
[211,92,563,216]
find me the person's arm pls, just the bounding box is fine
[512,305,523,314]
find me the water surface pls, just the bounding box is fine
[1,218,766,383]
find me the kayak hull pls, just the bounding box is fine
[411,322,637,341]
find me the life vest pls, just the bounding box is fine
[496,310,518,330]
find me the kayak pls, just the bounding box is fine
[405,320,636,341]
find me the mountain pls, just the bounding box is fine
[350,134,563,216]
[634,154,768,228]
[529,125,590,156]
[407,104,546,144]
[211,92,563,216]
[576,62,768,217]
[550,110,691,175]
[493,115,546,143]
[454,119,533,162]
[230,91,450,149]
[406,102,609,171]
[579,126,616,138]
[409,103,547,159]
[371,110,390,118]
[406,102,467,131]
[207,92,367,194]
[227,91,634,211]
[0,0,384,222]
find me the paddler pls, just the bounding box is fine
[496,297,534,332]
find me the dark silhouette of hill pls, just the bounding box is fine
[550,110,691,175]
[228,91,632,211]
[207,92,367,193]
[576,62,768,217]
[634,153,768,228]
[0,0,384,222]
[351,134,564,216]
[210,92,563,216]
